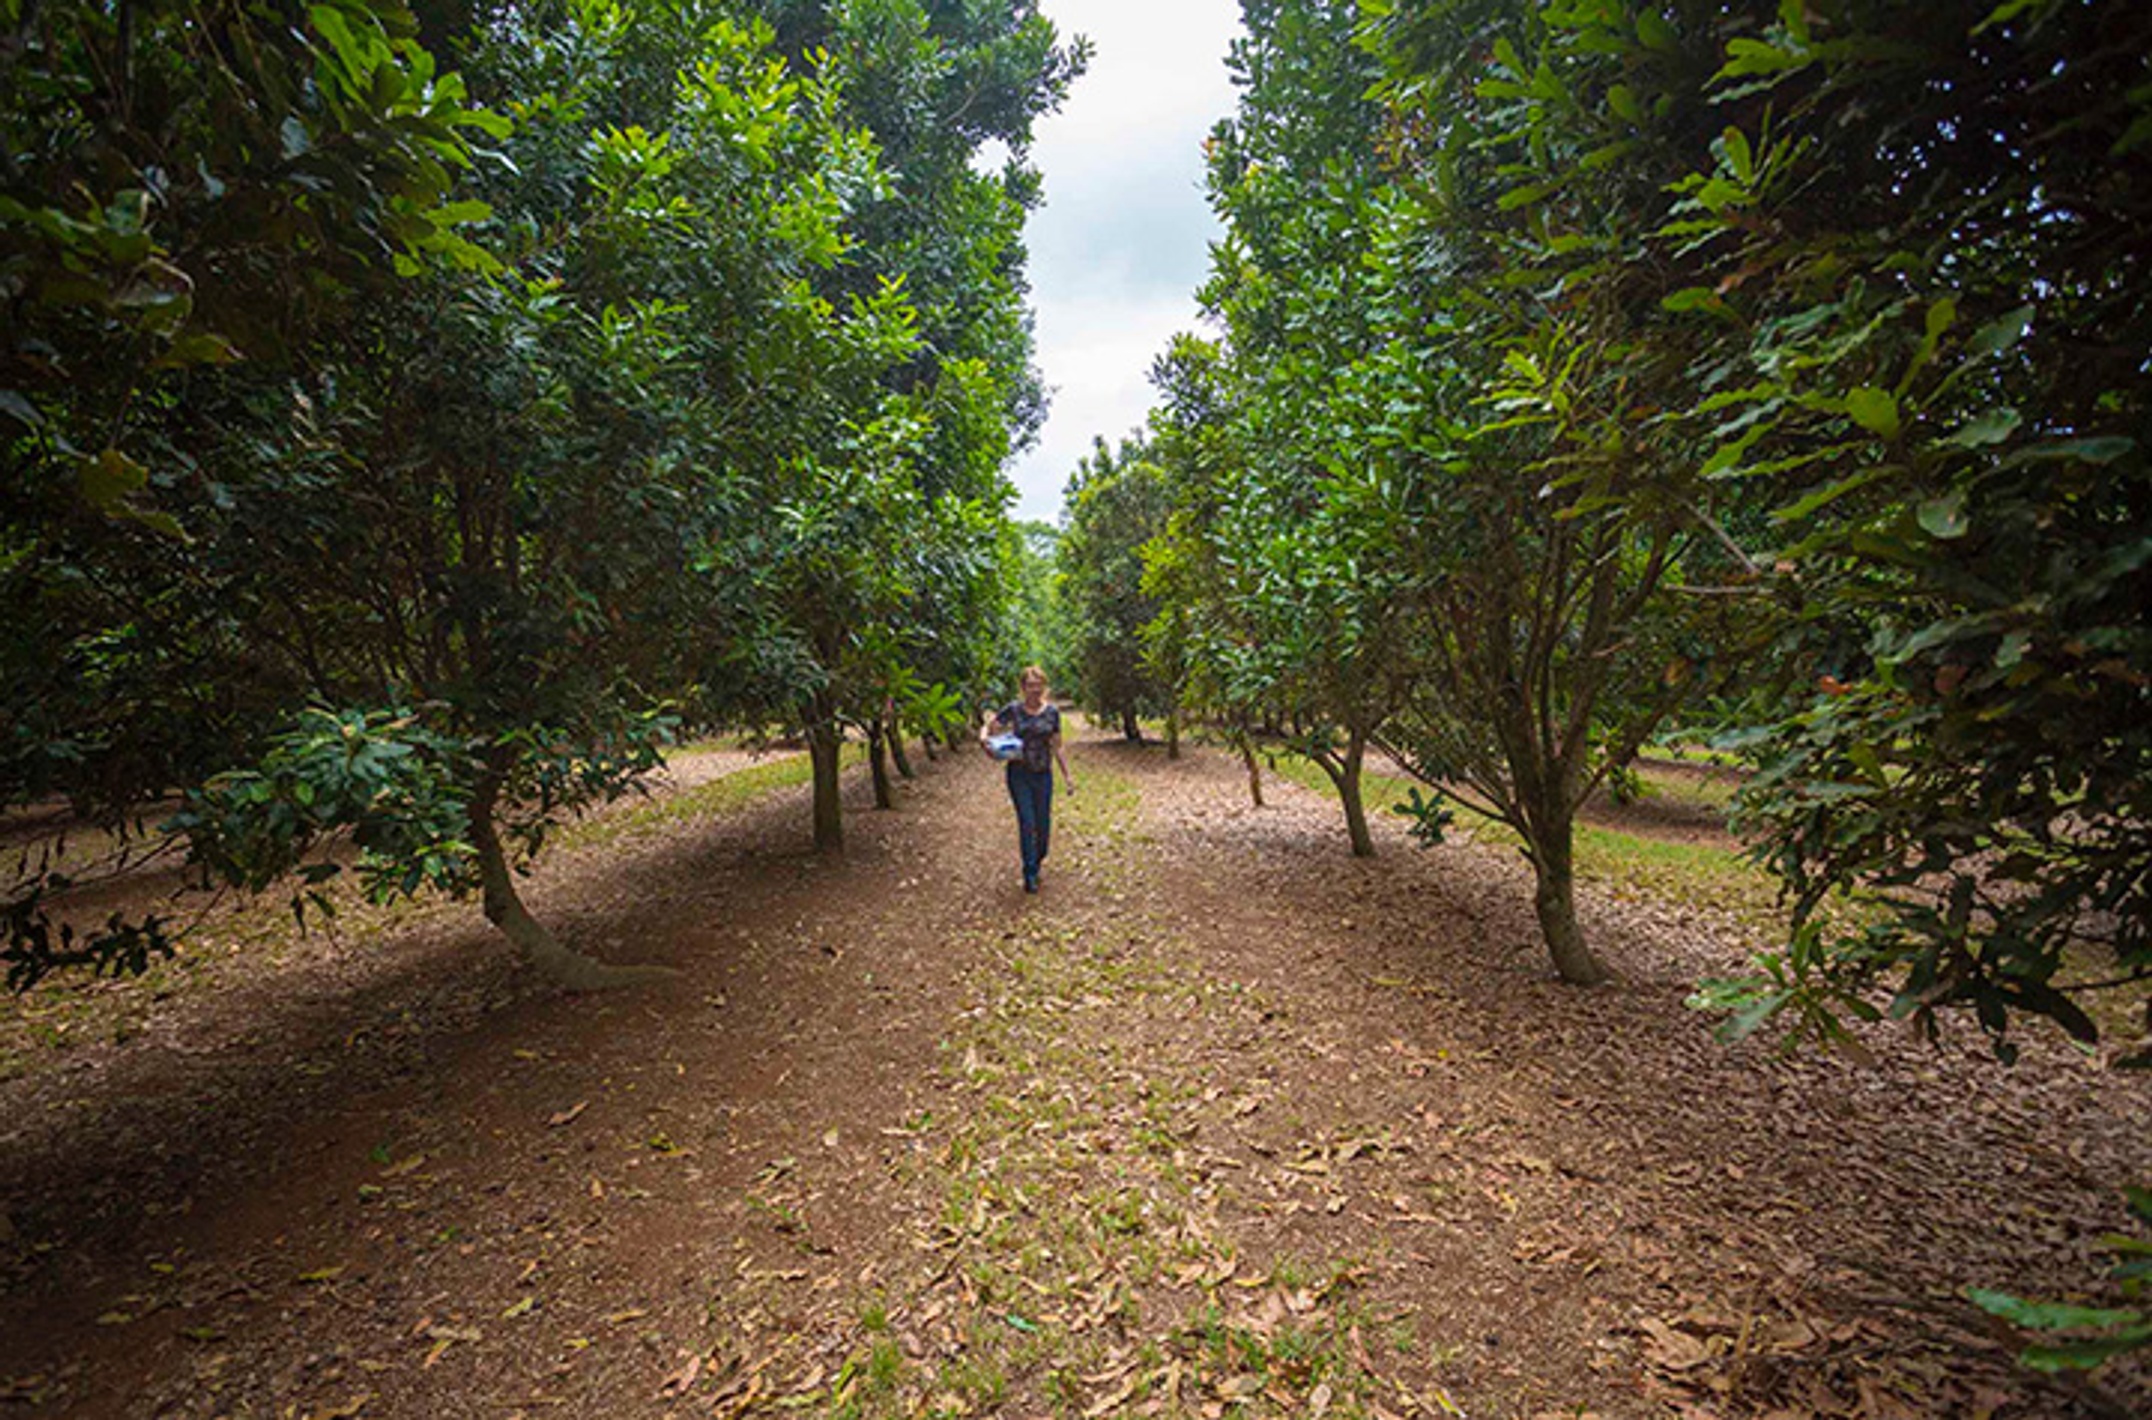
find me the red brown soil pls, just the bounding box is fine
[0,734,2146,1418]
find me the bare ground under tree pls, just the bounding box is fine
[0,735,2146,1418]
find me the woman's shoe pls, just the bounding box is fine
[1023,872,1039,894]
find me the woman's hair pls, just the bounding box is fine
[1019,664,1048,688]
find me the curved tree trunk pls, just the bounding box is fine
[471,770,670,989]
[1120,706,1141,742]
[919,731,938,763]
[1312,736,1375,857]
[1166,706,1181,761]
[867,718,894,810]
[1240,733,1265,808]
[888,723,915,780]
[1527,814,1610,985]
[808,694,844,852]
[1338,733,1374,858]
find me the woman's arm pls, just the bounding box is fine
[979,705,1010,753]
[1052,733,1075,791]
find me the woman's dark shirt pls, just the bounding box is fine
[997,701,1060,774]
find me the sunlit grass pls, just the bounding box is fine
[1630,758,1743,813]
[559,742,860,849]
[1264,753,1781,922]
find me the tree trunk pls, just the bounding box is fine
[1527,814,1610,985]
[808,697,844,852]
[1240,735,1265,808]
[1338,733,1374,858]
[920,731,938,764]
[1121,706,1141,742]
[867,718,894,810]
[472,770,670,989]
[889,724,915,780]
[1166,706,1181,760]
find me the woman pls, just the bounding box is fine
[981,665,1076,893]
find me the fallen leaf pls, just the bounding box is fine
[1638,1317,1716,1373]
[296,1266,347,1285]
[1083,1376,1140,1417]
[656,1352,702,1397]
[547,1101,588,1128]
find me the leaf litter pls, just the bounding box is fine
[0,737,2144,1415]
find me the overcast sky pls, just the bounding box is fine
[1007,0,1245,524]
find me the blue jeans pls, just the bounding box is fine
[1006,765,1053,879]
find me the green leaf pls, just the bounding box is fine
[80,448,150,509]
[453,107,514,139]
[1967,304,2034,358]
[308,5,376,85]
[1497,182,1556,212]
[427,199,494,226]
[121,509,188,541]
[1717,37,1804,79]
[1974,0,2049,37]
[2021,1326,2152,1373]
[1718,127,1754,183]
[0,389,41,428]
[1917,491,1968,539]
[1769,464,1892,523]
[1635,9,1677,52]
[1718,987,1793,1042]
[1940,407,2019,448]
[1968,1290,2143,1333]
[1661,286,1729,315]
[1999,436,2136,468]
[1925,297,1958,343]
[1843,386,1900,438]
[153,330,245,369]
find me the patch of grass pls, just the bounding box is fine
[1646,738,1747,769]
[1631,759,1743,813]
[560,743,861,849]
[1570,821,1774,915]
[1267,754,1781,921]
[794,763,1413,1418]
[1264,754,1416,820]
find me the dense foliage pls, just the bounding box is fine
[1095,0,2150,1018]
[1605,0,2152,1064]
[2,0,1082,985]
[1058,434,1173,743]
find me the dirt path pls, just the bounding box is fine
[1,736,2147,1417]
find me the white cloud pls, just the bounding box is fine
[1008,0,1244,522]
[1018,289,1220,516]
